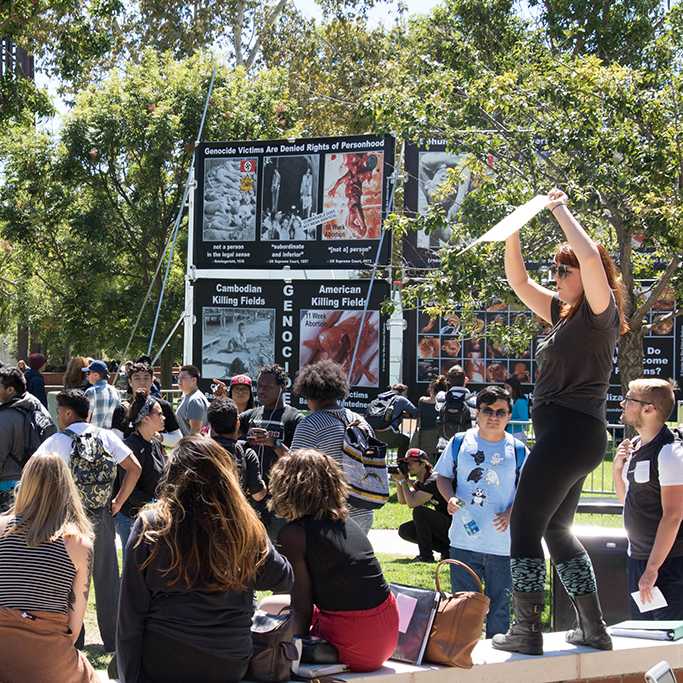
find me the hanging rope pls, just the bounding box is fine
[146,64,218,357]
[345,167,397,390]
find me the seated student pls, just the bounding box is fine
[114,390,168,562]
[269,449,399,672]
[117,435,293,683]
[207,396,267,504]
[393,448,451,563]
[435,386,528,639]
[373,383,417,459]
[0,453,97,683]
[614,378,683,619]
[409,375,449,461]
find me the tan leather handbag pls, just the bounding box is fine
[424,559,491,668]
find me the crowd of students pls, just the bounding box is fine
[0,191,681,681]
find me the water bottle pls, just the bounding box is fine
[458,501,480,536]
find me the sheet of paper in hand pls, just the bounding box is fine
[457,194,550,255]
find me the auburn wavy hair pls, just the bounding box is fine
[268,449,349,522]
[555,243,629,335]
[137,435,269,591]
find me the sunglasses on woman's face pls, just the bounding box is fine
[549,264,575,280]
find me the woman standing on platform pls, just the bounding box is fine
[492,189,628,655]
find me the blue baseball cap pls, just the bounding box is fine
[83,360,109,376]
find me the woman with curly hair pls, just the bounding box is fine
[290,360,375,534]
[116,436,293,683]
[0,454,97,682]
[269,449,399,672]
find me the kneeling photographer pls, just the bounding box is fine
[392,449,450,563]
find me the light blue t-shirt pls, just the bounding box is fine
[434,428,528,557]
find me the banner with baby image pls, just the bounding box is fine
[192,135,395,270]
[191,278,390,411]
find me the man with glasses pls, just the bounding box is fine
[435,385,528,638]
[614,378,683,619]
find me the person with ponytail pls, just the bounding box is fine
[113,390,167,562]
[493,189,628,656]
[117,436,293,683]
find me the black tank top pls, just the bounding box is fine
[298,517,389,612]
[0,518,76,614]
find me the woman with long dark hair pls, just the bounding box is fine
[493,189,628,655]
[0,454,96,682]
[117,436,293,683]
[504,375,530,444]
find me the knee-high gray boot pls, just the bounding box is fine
[491,591,544,655]
[566,592,613,650]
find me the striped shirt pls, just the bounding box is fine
[0,518,76,614]
[290,407,372,466]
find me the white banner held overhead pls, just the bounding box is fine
[457,194,550,255]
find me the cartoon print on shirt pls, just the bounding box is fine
[467,467,484,483]
[484,469,500,487]
[472,488,487,506]
[471,450,485,465]
[490,452,503,466]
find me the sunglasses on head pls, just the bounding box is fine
[549,264,574,279]
[480,407,509,418]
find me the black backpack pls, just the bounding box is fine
[438,387,472,439]
[365,391,399,431]
[6,402,57,468]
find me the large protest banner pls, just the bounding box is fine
[403,139,473,269]
[404,285,680,425]
[190,278,390,410]
[192,134,395,270]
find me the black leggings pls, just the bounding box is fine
[510,404,607,563]
[141,630,249,683]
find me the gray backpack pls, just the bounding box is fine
[63,428,117,511]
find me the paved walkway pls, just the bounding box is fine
[368,529,416,557]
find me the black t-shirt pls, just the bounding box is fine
[116,432,166,518]
[414,472,449,517]
[213,435,266,498]
[624,426,683,559]
[239,405,303,482]
[279,516,389,612]
[120,397,180,439]
[534,295,619,422]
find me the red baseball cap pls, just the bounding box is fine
[230,374,252,387]
[402,448,430,463]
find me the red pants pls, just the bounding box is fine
[311,592,399,672]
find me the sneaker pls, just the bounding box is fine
[411,554,435,563]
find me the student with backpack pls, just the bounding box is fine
[34,389,141,652]
[435,365,474,442]
[291,360,385,535]
[435,386,528,639]
[366,384,417,459]
[0,366,56,513]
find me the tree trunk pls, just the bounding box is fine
[16,322,29,362]
[160,344,174,391]
[618,325,644,438]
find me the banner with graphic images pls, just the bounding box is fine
[192,135,395,270]
[403,139,474,269]
[191,278,390,411]
[404,286,680,425]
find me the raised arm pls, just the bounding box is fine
[505,231,555,324]
[547,189,612,316]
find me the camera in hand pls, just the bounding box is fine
[388,460,409,477]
